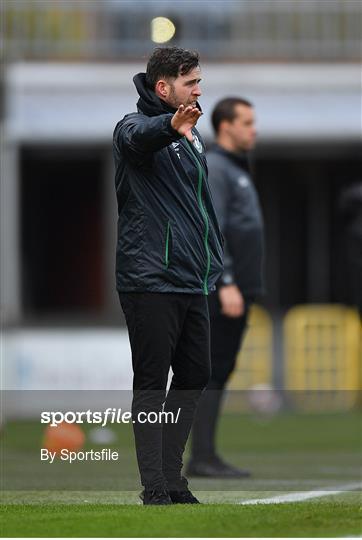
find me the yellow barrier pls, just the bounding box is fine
[227,304,273,391]
[284,304,361,411]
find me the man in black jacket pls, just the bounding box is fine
[187,97,264,478]
[113,48,224,504]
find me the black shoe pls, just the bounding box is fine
[186,456,251,479]
[140,489,172,505]
[169,489,200,504]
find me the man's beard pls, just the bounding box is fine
[168,85,180,109]
[168,85,196,109]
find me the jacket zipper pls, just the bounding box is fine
[184,140,211,296]
[165,220,171,268]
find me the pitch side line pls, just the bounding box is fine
[239,482,362,505]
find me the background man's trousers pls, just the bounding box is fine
[119,292,210,490]
[191,290,250,460]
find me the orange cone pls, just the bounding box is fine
[43,422,85,455]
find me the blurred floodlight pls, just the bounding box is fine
[151,17,176,43]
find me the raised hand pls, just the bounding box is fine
[171,104,202,142]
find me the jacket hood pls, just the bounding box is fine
[133,72,203,117]
[133,73,176,117]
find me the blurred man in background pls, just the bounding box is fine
[113,48,224,504]
[187,97,264,478]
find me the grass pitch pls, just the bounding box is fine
[1,412,361,537]
[2,498,361,538]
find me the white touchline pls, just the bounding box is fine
[239,482,362,505]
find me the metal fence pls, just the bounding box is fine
[2,0,361,62]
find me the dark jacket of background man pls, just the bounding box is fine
[207,145,263,298]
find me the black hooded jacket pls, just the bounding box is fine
[113,73,224,295]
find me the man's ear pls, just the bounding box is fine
[219,119,231,134]
[155,80,169,99]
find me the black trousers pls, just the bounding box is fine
[191,290,250,460]
[119,292,210,490]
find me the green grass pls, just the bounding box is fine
[1,412,361,536]
[1,499,361,537]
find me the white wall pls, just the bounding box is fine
[4,62,361,142]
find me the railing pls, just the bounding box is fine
[1,0,360,62]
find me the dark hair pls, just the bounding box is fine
[146,47,200,90]
[211,97,253,134]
